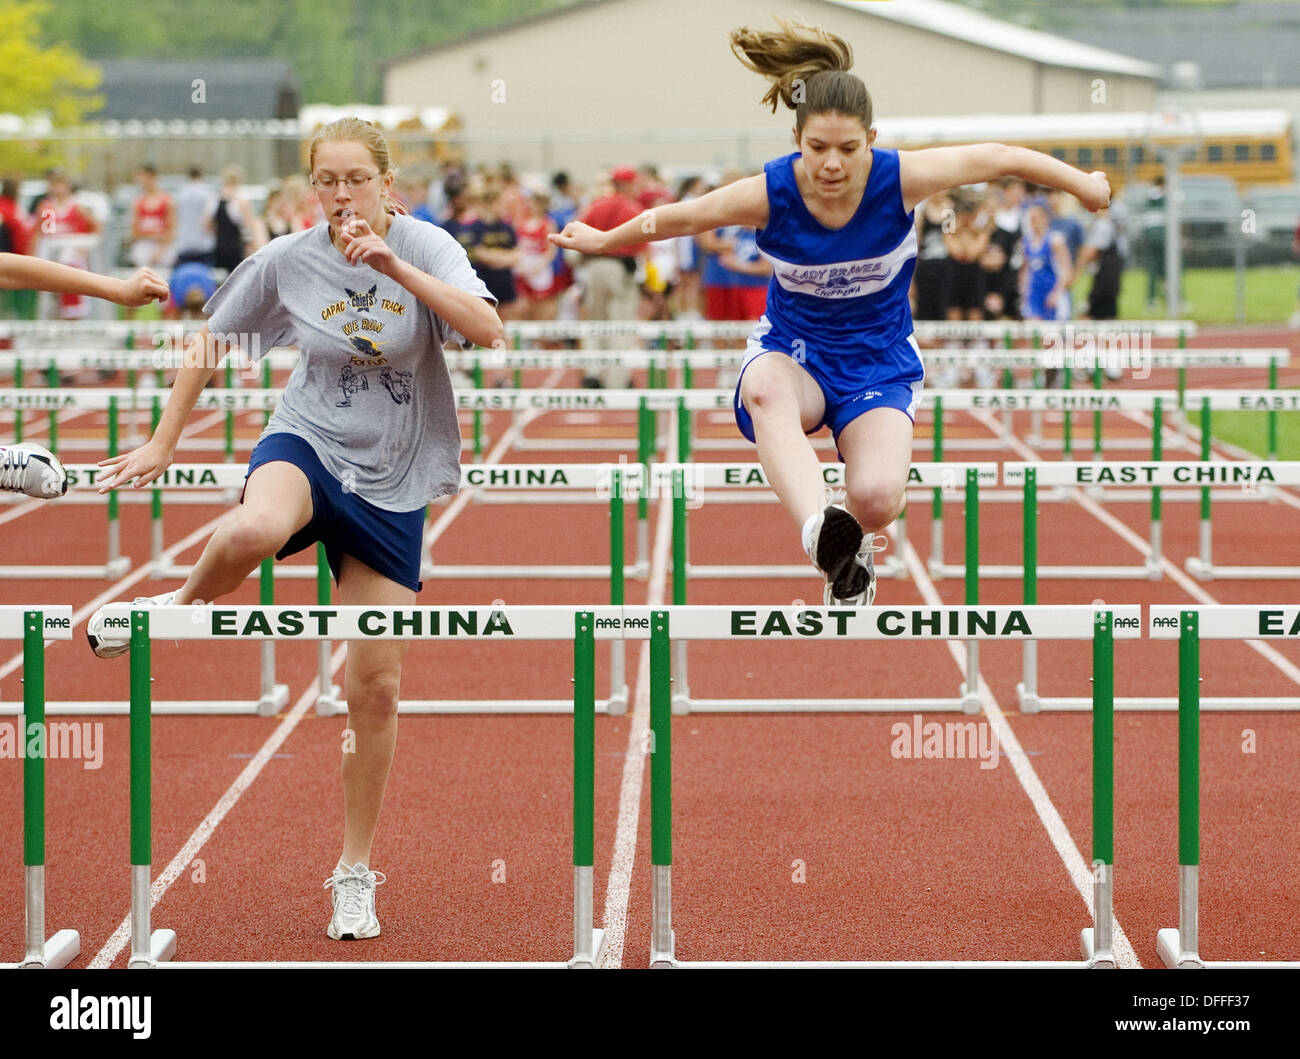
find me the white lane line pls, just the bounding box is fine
[87,643,346,968]
[83,400,540,967]
[598,418,675,969]
[891,525,1143,968]
[974,408,1300,689]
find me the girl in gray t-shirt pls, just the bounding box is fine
[88,118,502,944]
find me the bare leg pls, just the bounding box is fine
[335,555,412,868]
[738,352,829,527]
[174,462,313,604]
[836,407,916,533]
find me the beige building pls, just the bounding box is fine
[383,0,1161,178]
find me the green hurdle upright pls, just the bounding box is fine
[1151,605,1300,969]
[1,607,79,969]
[121,602,609,968]
[643,604,1129,968]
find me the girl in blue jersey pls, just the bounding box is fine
[552,17,1110,605]
[1020,197,1075,322]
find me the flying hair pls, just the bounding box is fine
[729,17,872,136]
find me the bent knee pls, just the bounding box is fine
[347,671,402,723]
[222,514,293,560]
[845,480,905,531]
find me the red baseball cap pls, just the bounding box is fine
[611,166,637,184]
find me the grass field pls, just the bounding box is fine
[1109,264,1300,324]
[1207,408,1300,459]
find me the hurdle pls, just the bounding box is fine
[111,602,613,968]
[632,604,1133,968]
[316,463,645,716]
[1005,460,1300,587]
[657,465,998,714]
[653,460,998,585]
[1150,606,1300,969]
[0,607,80,969]
[1178,392,1300,580]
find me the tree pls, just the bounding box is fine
[0,1,101,173]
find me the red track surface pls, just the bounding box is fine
[2,335,1298,970]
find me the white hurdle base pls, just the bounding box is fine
[681,697,980,714]
[1156,927,1300,969]
[11,930,81,969]
[1,697,289,716]
[672,958,1093,968]
[1185,559,1300,581]
[149,957,581,968]
[1079,928,1116,969]
[128,929,178,969]
[315,695,626,716]
[929,562,1156,581]
[1018,692,1300,713]
[0,560,131,580]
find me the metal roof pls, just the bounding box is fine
[825,0,1162,78]
[92,60,300,121]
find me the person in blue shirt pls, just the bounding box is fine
[552,17,1109,607]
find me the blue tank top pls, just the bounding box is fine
[756,148,917,353]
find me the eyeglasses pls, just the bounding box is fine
[310,172,380,191]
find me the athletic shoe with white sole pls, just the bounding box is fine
[824,534,887,606]
[86,591,176,659]
[805,493,868,603]
[324,862,386,940]
[0,442,68,499]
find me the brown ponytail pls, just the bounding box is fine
[730,17,872,135]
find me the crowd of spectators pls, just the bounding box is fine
[1,159,1131,347]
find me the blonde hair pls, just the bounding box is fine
[308,117,401,215]
[729,17,871,134]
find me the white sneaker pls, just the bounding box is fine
[324,862,386,940]
[0,443,67,499]
[86,591,176,658]
[825,534,886,606]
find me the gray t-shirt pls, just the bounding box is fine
[205,213,491,510]
[174,180,218,256]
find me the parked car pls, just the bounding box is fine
[1243,184,1300,265]
[1177,176,1244,267]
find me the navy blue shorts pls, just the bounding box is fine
[244,433,425,592]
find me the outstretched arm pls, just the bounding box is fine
[550,176,769,255]
[0,253,168,305]
[96,326,226,492]
[899,144,1110,215]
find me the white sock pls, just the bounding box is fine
[801,513,819,556]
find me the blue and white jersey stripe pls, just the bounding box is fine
[755,148,919,358]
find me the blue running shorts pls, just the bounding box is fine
[244,432,425,592]
[733,329,925,445]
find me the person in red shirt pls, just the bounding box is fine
[514,185,559,319]
[130,164,174,269]
[33,169,100,319]
[576,166,645,386]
